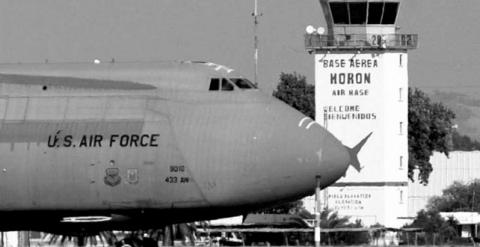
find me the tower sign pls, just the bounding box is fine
[305,0,417,227]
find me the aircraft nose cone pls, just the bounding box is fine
[296,119,350,187]
[241,101,352,204]
[318,130,350,185]
[254,100,352,199]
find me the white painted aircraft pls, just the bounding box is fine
[0,61,368,239]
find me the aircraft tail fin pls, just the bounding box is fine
[344,132,372,172]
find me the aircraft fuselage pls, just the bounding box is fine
[0,62,351,232]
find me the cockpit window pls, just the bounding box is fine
[230,78,257,89]
[209,78,220,91]
[221,78,234,91]
[209,78,240,91]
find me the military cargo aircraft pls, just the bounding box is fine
[0,61,368,236]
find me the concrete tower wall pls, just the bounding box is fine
[314,51,409,227]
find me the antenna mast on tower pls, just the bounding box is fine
[253,0,262,86]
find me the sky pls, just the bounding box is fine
[0,0,478,93]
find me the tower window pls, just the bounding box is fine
[399,88,403,102]
[399,190,404,204]
[330,2,398,25]
[367,2,383,24]
[349,2,367,24]
[382,2,399,24]
[399,156,404,170]
[399,122,403,135]
[330,3,349,24]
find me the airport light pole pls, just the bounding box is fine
[315,175,321,247]
[322,110,329,210]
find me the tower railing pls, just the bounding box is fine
[305,33,418,51]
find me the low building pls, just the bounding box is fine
[440,212,480,238]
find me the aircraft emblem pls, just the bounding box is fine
[126,169,139,185]
[104,168,121,187]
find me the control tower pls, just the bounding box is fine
[305,0,417,227]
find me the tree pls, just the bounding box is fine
[320,208,350,228]
[408,88,455,185]
[452,130,480,151]
[320,208,370,245]
[428,179,480,212]
[405,209,458,244]
[273,72,315,119]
